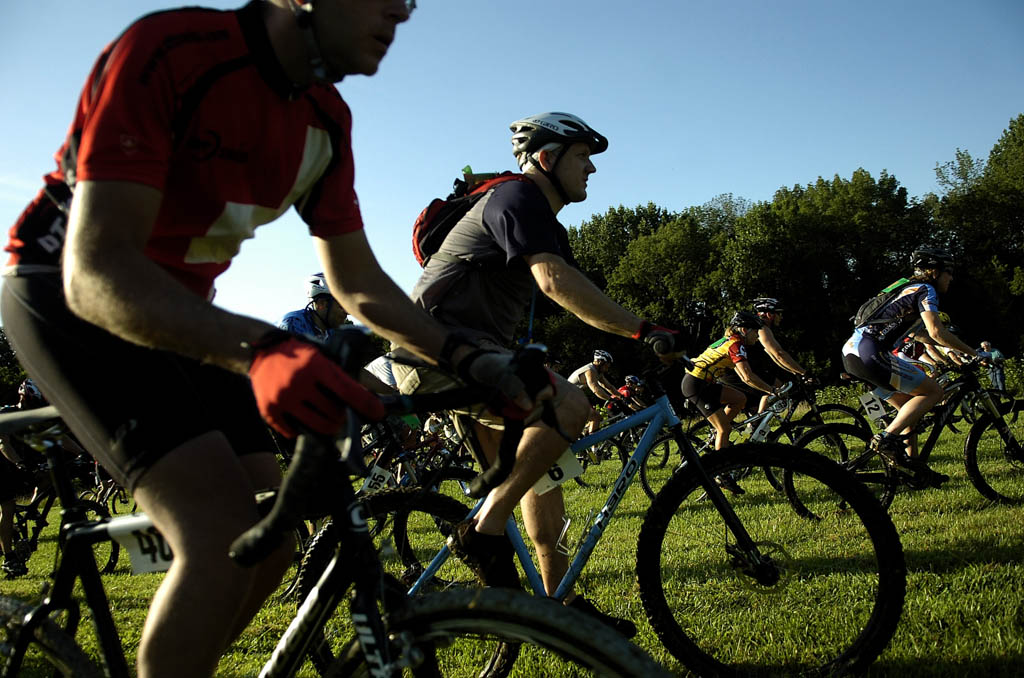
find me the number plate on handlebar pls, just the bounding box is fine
[107,514,174,574]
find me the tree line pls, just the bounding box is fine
[2,115,1021,399]
[526,114,1024,383]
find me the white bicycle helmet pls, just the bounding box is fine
[593,349,613,364]
[307,273,330,300]
[751,297,784,314]
[510,112,608,164]
[510,112,608,205]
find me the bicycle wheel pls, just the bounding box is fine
[636,442,906,677]
[964,400,1024,504]
[799,403,872,433]
[106,486,137,515]
[638,432,685,501]
[792,423,897,512]
[324,587,672,678]
[687,418,715,452]
[574,437,630,490]
[71,500,120,574]
[0,596,102,677]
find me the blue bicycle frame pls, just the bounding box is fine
[407,393,679,600]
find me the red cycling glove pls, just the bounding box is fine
[249,333,385,438]
[633,320,684,356]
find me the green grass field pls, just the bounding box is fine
[4,428,1023,677]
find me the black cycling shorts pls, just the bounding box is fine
[1,274,273,492]
[681,374,725,417]
[0,457,32,503]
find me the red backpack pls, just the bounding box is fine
[412,172,533,266]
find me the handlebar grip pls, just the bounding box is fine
[649,335,672,356]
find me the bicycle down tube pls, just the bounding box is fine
[407,392,777,602]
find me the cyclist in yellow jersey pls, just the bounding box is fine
[682,311,777,456]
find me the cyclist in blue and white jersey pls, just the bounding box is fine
[278,272,350,340]
[841,248,977,486]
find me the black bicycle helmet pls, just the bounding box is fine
[751,297,784,314]
[729,310,763,330]
[911,247,955,272]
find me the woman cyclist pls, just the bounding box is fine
[681,311,777,491]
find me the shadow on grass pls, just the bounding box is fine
[871,654,1024,677]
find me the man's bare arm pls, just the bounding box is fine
[583,369,619,400]
[758,327,805,375]
[63,180,276,374]
[527,253,644,337]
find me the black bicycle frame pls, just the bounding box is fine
[5,444,131,678]
[258,474,396,678]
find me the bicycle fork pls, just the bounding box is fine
[675,431,781,586]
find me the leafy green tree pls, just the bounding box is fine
[567,203,674,288]
[930,114,1024,353]
[0,328,27,405]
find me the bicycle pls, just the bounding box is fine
[77,461,136,516]
[639,377,873,500]
[8,456,120,576]
[0,369,670,677]
[297,366,908,677]
[793,358,1024,511]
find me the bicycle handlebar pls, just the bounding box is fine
[0,405,61,436]
[230,339,550,568]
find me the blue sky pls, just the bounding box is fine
[2,0,1022,325]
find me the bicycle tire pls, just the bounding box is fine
[323,587,673,678]
[636,442,905,677]
[638,432,688,501]
[963,399,1024,504]
[106,487,137,516]
[76,489,99,504]
[0,596,102,678]
[798,403,871,433]
[792,423,897,511]
[687,418,715,451]
[71,499,120,574]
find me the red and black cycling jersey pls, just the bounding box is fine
[5,1,363,298]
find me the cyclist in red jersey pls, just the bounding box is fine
[613,375,649,413]
[1,2,540,677]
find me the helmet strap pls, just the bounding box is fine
[529,148,572,206]
[288,0,336,84]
